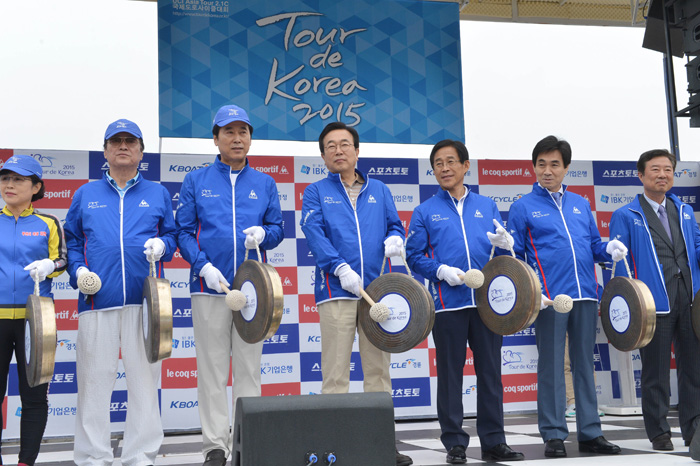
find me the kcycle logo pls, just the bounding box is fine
[390,358,422,370]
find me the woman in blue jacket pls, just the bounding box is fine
[0,155,67,466]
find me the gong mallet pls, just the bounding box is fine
[359,288,391,323]
[77,270,102,295]
[220,281,247,311]
[460,269,485,289]
[543,294,574,313]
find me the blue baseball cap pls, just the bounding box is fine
[1,155,43,179]
[213,105,252,131]
[104,119,143,140]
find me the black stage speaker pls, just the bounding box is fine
[674,0,700,27]
[232,392,395,466]
[684,12,700,55]
[687,55,700,93]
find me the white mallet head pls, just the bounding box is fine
[226,290,247,311]
[78,272,102,295]
[463,269,484,289]
[553,294,573,313]
[369,303,390,323]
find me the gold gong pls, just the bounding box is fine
[601,277,656,352]
[232,260,284,344]
[142,259,173,363]
[475,255,541,335]
[358,273,435,353]
[25,291,57,388]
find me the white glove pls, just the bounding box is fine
[486,219,514,250]
[243,226,266,249]
[76,266,89,279]
[606,239,628,262]
[200,263,229,293]
[143,237,165,261]
[384,235,404,258]
[24,258,55,282]
[540,294,551,310]
[437,265,466,287]
[335,263,361,297]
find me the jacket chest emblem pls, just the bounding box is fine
[201,189,220,198]
[88,201,107,209]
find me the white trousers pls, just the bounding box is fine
[191,294,263,458]
[74,306,163,466]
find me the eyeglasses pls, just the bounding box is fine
[107,136,139,146]
[433,159,460,170]
[0,174,32,184]
[324,142,354,153]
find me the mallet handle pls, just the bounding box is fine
[359,288,377,307]
[219,282,231,294]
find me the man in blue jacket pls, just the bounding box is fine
[406,140,524,464]
[64,119,177,466]
[609,149,700,457]
[300,121,412,466]
[507,135,625,458]
[176,104,283,466]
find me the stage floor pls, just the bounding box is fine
[2,410,697,465]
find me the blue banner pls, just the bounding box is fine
[158,0,464,144]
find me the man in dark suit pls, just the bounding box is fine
[610,149,700,456]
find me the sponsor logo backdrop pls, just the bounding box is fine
[1,150,697,438]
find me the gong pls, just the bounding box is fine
[358,255,435,353]
[475,254,541,336]
[600,259,656,352]
[231,249,284,344]
[142,258,173,363]
[25,280,57,387]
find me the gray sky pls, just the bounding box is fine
[1,0,699,161]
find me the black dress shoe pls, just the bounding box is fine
[690,426,700,460]
[446,444,467,464]
[481,443,524,462]
[544,439,567,458]
[396,448,413,466]
[651,432,673,451]
[578,436,621,454]
[203,449,227,466]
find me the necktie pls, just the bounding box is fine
[552,192,562,208]
[658,204,673,243]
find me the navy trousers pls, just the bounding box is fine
[433,308,505,451]
[535,300,602,442]
[639,277,700,442]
